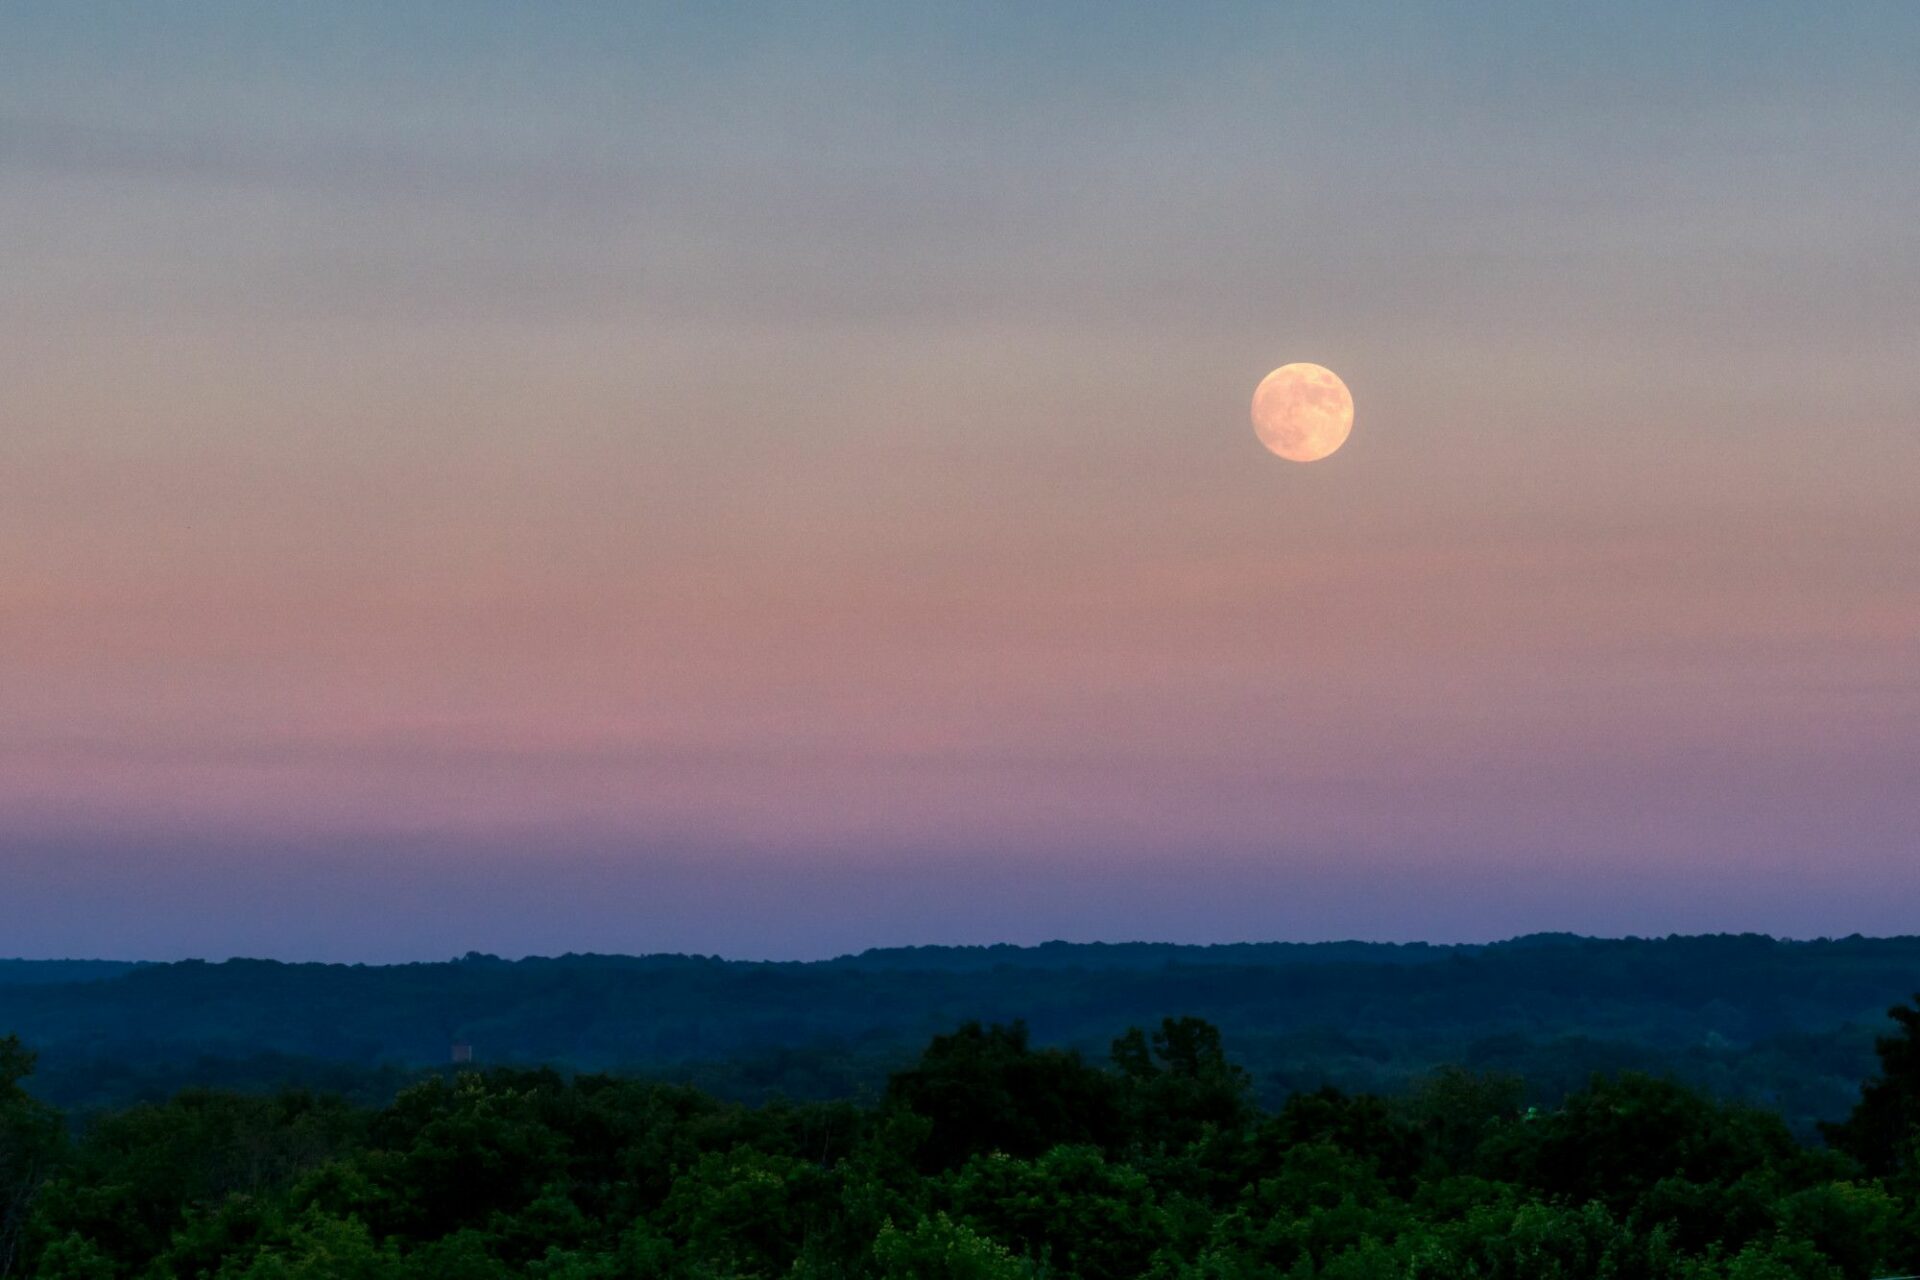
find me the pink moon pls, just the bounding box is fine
[1251,363,1354,462]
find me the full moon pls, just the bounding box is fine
[1251,363,1354,462]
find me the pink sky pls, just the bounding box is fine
[3,3,1918,957]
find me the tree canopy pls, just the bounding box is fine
[3,996,1920,1278]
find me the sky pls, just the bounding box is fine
[3,2,1918,961]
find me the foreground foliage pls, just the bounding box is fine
[4,997,1920,1279]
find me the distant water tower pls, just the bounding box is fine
[450,1042,473,1064]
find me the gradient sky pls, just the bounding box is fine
[4,2,1918,960]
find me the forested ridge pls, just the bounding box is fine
[5,996,1920,1277]
[4,934,1918,1135]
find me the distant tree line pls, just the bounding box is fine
[6,934,1918,1137]
[3,995,1920,1278]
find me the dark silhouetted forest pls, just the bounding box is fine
[4,934,1916,1137]
[6,992,1920,1277]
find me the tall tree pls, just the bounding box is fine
[0,1036,64,1278]
[885,1022,1119,1172]
[1826,994,1920,1177]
